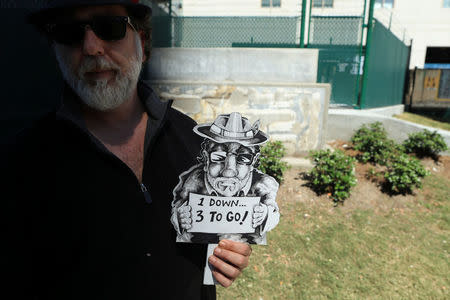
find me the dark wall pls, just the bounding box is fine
[1,1,63,142]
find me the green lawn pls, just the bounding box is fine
[216,172,449,299]
[394,112,450,131]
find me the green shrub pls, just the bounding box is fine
[384,153,429,194]
[258,141,289,184]
[308,149,357,204]
[351,122,398,165]
[403,129,448,158]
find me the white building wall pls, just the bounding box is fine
[180,0,450,68]
[380,0,450,68]
[181,0,301,16]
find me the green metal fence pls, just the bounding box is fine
[150,0,411,109]
[360,19,410,108]
[309,16,364,106]
[153,16,300,48]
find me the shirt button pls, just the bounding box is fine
[146,252,151,257]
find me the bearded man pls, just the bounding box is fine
[1,1,251,299]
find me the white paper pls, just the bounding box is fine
[203,244,218,285]
[188,193,260,234]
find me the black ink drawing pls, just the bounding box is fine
[170,112,280,244]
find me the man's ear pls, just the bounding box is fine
[252,153,260,167]
[202,150,209,171]
[138,30,147,61]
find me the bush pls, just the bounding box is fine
[258,141,289,184]
[351,122,399,165]
[403,129,448,158]
[384,153,429,194]
[308,149,357,204]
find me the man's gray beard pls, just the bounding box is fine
[54,34,143,111]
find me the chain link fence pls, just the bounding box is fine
[153,16,300,48]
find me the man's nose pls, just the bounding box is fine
[221,155,238,178]
[82,27,105,56]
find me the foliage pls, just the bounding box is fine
[402,129,448,158]
[217,170,450,300]
[308,149,357,204]
[384,153,430,194]
[258,141,289,184]
[351,122,399,165]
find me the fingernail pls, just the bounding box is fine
[208,256,216,263]
[214,247,221,254]
[219,240,227,247]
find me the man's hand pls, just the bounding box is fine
[252,204,268,228]
[208,240,252,287]
[177,205,192,230]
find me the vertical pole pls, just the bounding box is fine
[359,0,376,109]
[354,0,368,108]
[169,0,174,47]
[299,0,307,48]
[403,39,413,111]
[307,0,313,46]
[388,11,392,29]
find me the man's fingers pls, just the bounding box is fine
[178,205,191,213]
[218,239,252,257]
[214,245,249,269]
[253,212,264,219]
[180,218,191,224]
[211,269,233,288]
[179,212,191,219]
[181,223,192,229]
[254,205,263,212]
[208,254,242,281]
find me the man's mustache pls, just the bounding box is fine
[78,57,120,78]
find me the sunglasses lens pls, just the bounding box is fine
[49,23,85,45]
[93,16,127,41]
[210,151,227,163]
[237,154,253,165]
[48,16,128,45]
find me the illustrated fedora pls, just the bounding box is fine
[194,112,268,146]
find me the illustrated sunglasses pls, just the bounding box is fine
[210,151,255,165]
[45,16,136,46]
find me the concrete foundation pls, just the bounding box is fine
[146,48,319,83]
[327,106,450,155]
[146,47,330,156]
[150,81,331,156]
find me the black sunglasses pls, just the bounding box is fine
[210,151,255,166]
[45,16,136,46]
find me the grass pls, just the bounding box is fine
[394,112,450,131]
[216,172,449,299]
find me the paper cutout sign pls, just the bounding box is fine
[170,112,280,245]
[188,193,260,234]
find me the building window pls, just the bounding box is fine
[313,0,333,8]
[444,0,450,8]
[262,0,281,8]
[374,0,394,9]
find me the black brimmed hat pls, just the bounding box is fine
[28,0,152,26]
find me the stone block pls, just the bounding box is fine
[172,96,201,114]
[243,109,296,125]
[269,134,298,156]
[268,121,296,133]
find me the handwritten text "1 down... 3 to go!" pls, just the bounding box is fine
[187,193,261,234]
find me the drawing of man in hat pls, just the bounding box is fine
[171,112,280,244]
